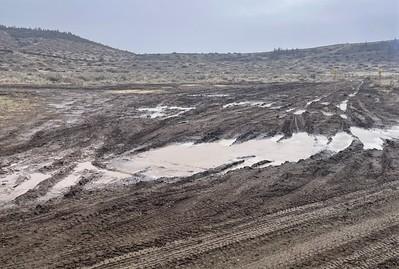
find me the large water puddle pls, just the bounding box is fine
[3,124,399,203]
[110,123,399,180]
[109,132,354,180]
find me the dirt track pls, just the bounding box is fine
[1,80,399,268]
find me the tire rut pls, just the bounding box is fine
[83,181,399,269]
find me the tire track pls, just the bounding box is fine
[83,184,399,269]
[322,234,399,269]
[4,179,399,269]
[245,213,399,269]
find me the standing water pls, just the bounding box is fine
[109,132,354,179]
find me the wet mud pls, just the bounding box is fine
[1,80,399,268]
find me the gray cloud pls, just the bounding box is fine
[1,0,398,53]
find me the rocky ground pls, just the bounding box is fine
[1,79,399,268]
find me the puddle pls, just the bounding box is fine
[306,97,321,107]
[294,109,306,115]
[189,94,229,98]
[349,92,358,97]
[4,125,398,198]
[42,161,130,200]
[327,132,354,151]
[322,111,334,117]
[137,106,194,119]
[0,172,50,203]
[111,123,399,181]
[350,126,399,150]
[223,101,273,109]
[48,101,75,110]
[321,102,330,106]
[109,132,354,180]
[348,84,361,98]
[270,106,282,110]
[42,162,96,200]
[207,94,229,97]
[286,108,295,112]
[340,114,348,119]
[137,106,165,118]
[338,100,348,112]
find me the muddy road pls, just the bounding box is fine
[1,80,399,268]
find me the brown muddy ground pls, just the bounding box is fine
[1,80,399,268]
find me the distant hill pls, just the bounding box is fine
[0,25,398,86]
[0,25,133,61]
[0,25,97,46]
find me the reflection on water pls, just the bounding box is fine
[110,132,354,180]
[350,126,399,150]
[110,124,399,180]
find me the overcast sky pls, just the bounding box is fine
[1,0,398,53]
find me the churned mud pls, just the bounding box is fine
[1,80,399,268]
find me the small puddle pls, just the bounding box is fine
[207,94,230,97]
[48,101,75,110]
[223,101,273,109]
[322,111,334,117]
[270,106,282,110]
[42,161,131,200]
[189,94,229,98]
[137,106,194,119]
[109,132,354,180]
[294,109,306,115]
[338,100,348,112]
[349,92,358,97]
[306,97,321,107]
[43,162,96,200]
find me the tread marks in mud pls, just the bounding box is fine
[13,164,76,204]
[323,235,399,269]
[246,216,399,269]
[85,181,399,269]
[2,81,399,269]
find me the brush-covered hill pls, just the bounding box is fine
[0,25,398,86]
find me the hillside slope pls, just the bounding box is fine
[0,25,398,86]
